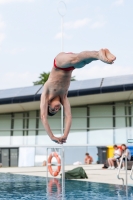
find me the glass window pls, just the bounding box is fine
[71,107,87,131]
[0,114,11,145]
[67,107,87,144]
[115,103,126,128]
[28,111,36,145]
[89,105,113,129]
[12,113,23,145]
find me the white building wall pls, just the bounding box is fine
[0,101,133,166]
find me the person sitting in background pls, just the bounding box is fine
[118,144,131,170]
[108,145,121,170]
[85,153,93,164]
[42,160,47,166]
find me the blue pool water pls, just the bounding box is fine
[0,173,133,200]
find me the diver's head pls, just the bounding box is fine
[48,97,61,116]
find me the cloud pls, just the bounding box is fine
[54,32,72,40]
[0,16,6,44]
[10,47,26,55]
[113,0,124,6]
[64,18,91,30]
[0,16,6,29]
[0,0,34,4]
[0,71,38,89]
[73,64,133,80]
[0,33,5,43]
[91,21,106,29]
[54,18,91,40]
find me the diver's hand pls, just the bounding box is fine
[51,136,63,144]
[58,135,67,143]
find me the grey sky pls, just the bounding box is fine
[0,0,133,89]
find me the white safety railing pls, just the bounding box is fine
[117,154,128,197]
[130,165,133,180]
[127,139,133,181]
[117,154,125,185]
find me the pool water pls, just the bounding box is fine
[0,173,133,200]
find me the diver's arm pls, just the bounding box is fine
[40,92,54,140]
[62,96,72,140]
[40,92,62,144]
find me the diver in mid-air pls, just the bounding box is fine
[40,49,116,144]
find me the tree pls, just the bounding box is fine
[33,72,50,85]
[33,72,76,85]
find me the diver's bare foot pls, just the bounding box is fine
[98,49,116,64]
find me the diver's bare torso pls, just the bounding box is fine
[44,66,73,102]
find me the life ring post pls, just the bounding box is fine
[46,146,65,197]
[47,152,61,177]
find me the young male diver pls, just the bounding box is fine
[40,49,116,144]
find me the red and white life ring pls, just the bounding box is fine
[48,152,61,177]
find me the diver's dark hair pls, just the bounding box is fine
[85,153,89,156]
[48,107,56,117]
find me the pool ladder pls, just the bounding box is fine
[130,165,133,180]
[117,154,125,185]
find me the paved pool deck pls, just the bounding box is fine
[0,164,133,186]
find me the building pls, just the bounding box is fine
[0,74,133,167]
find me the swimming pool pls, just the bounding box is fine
[0,173,133,200]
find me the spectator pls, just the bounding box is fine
[118,144,131,170]
[85,153,93,164]
[42,160,47,166]
[108,145,121,170]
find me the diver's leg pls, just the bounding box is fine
[55,49,116,69]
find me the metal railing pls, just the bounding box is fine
[117,154,126,186]
[117,154,128,197]
[130,165,133,180]
[127,139,133,181]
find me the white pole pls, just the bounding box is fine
[57,0,66,136]
[61,16,63,52]
[61,15,64,136]
[57,2,66,198]
[60,9,65,200]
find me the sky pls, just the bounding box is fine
[0,0,133,89]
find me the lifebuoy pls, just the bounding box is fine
[48,178,61,195]
[48,152,61,176]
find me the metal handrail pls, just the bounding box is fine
[130,165,133,180]
[127,139,133,181]
[117,154,124,185]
